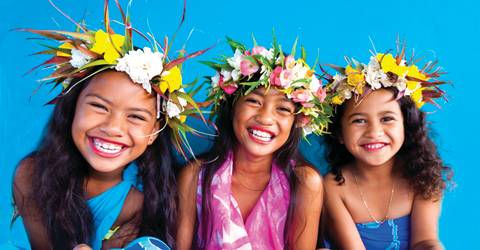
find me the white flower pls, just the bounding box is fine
[115,47,164,94]
[227,49,243,70]
[70,48,92,68]
[303,123,319,135]
[363,56,386,90]
[211,72,220,88]
[164,100,182,118]
[291,63,309,80]
[220,69,232,81]
[331,74,346,89]
[309,75,321,93]
[231,69,241,81]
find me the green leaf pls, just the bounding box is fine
[226,36,247,52]
[291,37,298,57]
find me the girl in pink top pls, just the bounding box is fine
[177,37,332,249]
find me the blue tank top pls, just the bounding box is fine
[355,215,410,250]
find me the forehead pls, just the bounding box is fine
[246,87,291,101]
[344,89,401,115]
[79,71,156,107]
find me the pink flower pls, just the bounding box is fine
[285,55,295,69]
[219,81,238,95]
[290,89,313,103]
[269,66,283,87]
[240,59,259,76]
[297,115,311,128]
[279,69,294,88]
[252,46,267,55]
[316,86,327,103]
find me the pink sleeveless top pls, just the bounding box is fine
[196,152,291,250]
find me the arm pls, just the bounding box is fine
[101,188,144,249]
[288,165,323,249]
[410,195,444,250]
[176,160,202,250]
[13,158,52,250]
[323,173,365,250]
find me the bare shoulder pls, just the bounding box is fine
[114,187,144,226]
[294,164,323,193]
[13,157,36,201]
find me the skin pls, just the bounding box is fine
[323,89,443,250]
[13,71,158,249]
[177,87,323,249]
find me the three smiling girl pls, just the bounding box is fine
[11,1,452,249]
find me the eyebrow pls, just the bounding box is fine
[85,93,154,118]
[347,111,398,119]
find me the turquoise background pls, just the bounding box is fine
[1,0,478,248]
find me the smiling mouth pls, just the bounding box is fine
[89,137,127,158]
[361,142,388,151]
[247,127,275,143]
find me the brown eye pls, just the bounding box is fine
[88,102,108,112]
[245,98,261,105]
[352,118,366,124]
[381,116,395,122]
[129,114,146,121]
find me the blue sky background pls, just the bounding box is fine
[1,0,479,248]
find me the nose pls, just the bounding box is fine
[365,120,384,138]
[254,105,275,126]
[99,113,126,137]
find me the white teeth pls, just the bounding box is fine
[250,129,273,142]
[364,143,385,150]
[93,138,123,154]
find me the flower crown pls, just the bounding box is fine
[204,36,332,136]
[19,0,210,158]
[325,42,447,108]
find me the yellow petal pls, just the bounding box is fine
[56,43,74,57]
[345,65,364,87]
[161,66,182,93]
[179,115,187,123]
[407,65,428,81]
[332,95,344,105]
[378,53,408,76]
[90,30,125,64]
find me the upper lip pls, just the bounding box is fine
[89,136,129,147]
[247,126,276,137]
[360,141,389,146]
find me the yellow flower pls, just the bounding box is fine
[406,64,427,81]
[345,65,364,87]
[90,29,125,64]
[377,53,408,76]
[160,66,182,93]
[179,115,187,123]
[411,87,425,108]
[56,43,74,57]
[332,95,344,105]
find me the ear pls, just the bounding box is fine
[147,120,161,145]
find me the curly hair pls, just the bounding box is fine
[324,88,453,199]
[14,70,177,249]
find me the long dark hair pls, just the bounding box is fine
[16,71,177,249]
[197,86,308,249]
[324,88,453,199]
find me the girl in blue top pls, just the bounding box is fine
[322,44,453,250]
[11,1,207,249]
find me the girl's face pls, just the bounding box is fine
[71,71,159,174]
[340,89,405,168]
[232,87,296,158]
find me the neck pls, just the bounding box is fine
[232,145,273,176]
[85,166,124,199]
[353,157,397,182]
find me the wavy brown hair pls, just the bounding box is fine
[324,88,453,199]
